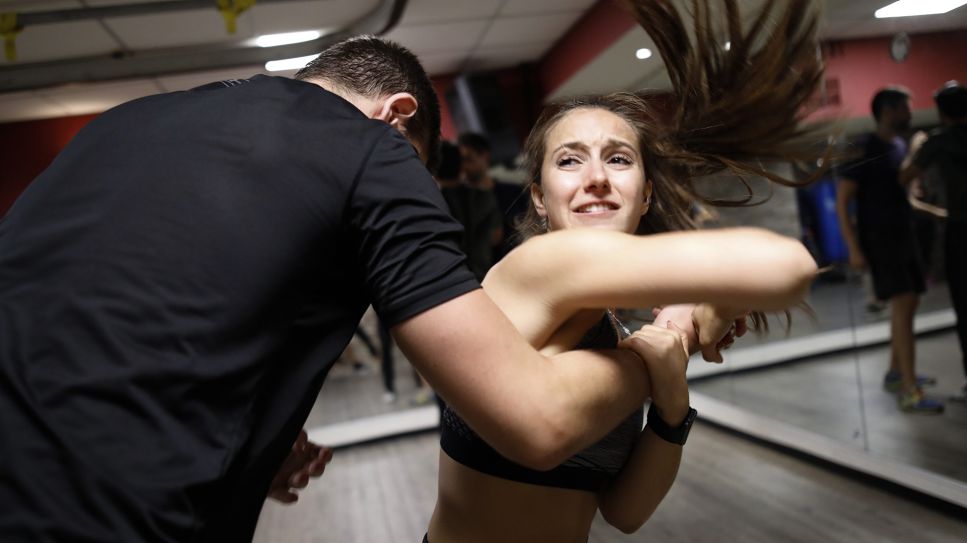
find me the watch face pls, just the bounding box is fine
[891,33,910,63]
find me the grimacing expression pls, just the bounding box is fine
[532,107,652,235]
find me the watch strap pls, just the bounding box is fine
[647,404,697,446]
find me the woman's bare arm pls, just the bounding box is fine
[484,227,816,349]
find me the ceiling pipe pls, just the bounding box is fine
[0,0,408,92]
[12,0,291,26]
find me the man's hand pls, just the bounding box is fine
[848,248,868,271]
[267,430,333,504]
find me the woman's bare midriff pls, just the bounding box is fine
[428,451,599,543]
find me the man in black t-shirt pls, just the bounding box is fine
[836,87,943,414]
[457,132,529,263]
[901,81,967,401]
[0,36,655,542]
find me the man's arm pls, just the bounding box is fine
[395,228,815,470]
[392,289,650,470]
[900,130,929,185]
[835,178,866,270]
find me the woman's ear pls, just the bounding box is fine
[373,92,418,129]
[530,183,547,217]
[640,179,654,216]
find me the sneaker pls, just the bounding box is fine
[352,361,372,376]
[866,301,887,314]
[883,370,937,393]
[898,388,945,413]
[381,391,397,404]
[409,389,432,406]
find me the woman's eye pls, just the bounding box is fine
[557,156,580,167]
[608,154,633,165]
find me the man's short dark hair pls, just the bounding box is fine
[296,35,441,169]
[434,140,461,180]
[934,81,967,120]
[457,132,492,155]
[871,86,911,121]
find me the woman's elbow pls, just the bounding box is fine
[489,420,575,471]
[600,506,652,534]
[782,239,819,300]
[756,231,818,307]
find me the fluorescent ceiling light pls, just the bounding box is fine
[255,30,321,47]
[875,0,967,18]
[265,54,318,72]
[635,48,652,60]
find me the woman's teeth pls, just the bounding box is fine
[577,203,615,213]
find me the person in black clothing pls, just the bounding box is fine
[0,35,689,542]
[438,138,502,280]
[902,81,967,401]
[427,0,829,537]
[457,132,530,262]
[836,87,943,413]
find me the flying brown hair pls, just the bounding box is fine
[629,0,831,199]
[517,0,829,241]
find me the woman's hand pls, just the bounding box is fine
[689,304,748,363]
[653,304,747,363]
[619,323,690,425]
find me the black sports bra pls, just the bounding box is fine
[439,315,644,492]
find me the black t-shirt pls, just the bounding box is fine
[914,124,967,222]
[0,75,477,542]
[839,133,912,235]
[440,184,501,281]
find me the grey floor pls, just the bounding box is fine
[276,278,967,541]
[252,424,967,543]
[692,330,967,483]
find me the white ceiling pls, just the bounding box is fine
[550,0,967,99]
[0,0,595,122]
[0,0,965,123]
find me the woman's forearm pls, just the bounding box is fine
[496,227,816,319]
[597,429,684,534]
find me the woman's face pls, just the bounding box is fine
[532,107,652,235]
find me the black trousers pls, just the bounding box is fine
[947,220,967,376]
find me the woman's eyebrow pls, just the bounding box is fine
[552,139,637,155]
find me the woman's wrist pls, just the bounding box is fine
[649,376,689,426]
[692,303,742,324]
[652,392,690,427]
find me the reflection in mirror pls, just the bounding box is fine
[306,307,441,446]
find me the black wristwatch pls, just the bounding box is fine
[647,404,698,446]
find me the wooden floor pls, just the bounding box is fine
[252,424,967,543]
[692,330,967,482]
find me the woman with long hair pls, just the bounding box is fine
[426,1,827,541]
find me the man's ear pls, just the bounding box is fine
[530,183,547,217]
[373,92,418,129]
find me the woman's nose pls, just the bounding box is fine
[584,159,610,191]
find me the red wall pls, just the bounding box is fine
[538,0,636,98]
[819,30,967,119]
[0,113,98,216]
[432,75,457,140]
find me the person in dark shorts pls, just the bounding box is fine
[837,86,944,413]
[902,81,967,402]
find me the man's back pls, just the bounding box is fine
[0,75,474,541]
[916,124,967,221]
